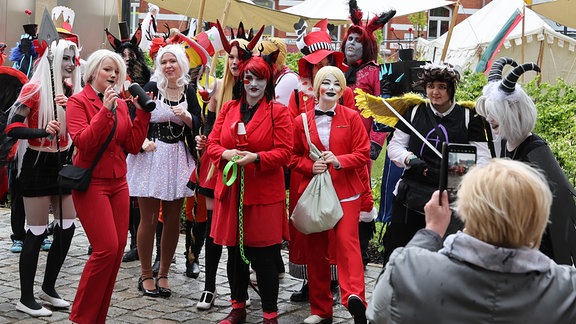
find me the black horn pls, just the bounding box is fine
[499,63,541,93]
[488,57,517,82]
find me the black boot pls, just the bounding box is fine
[290,280,309,302]
[152,222,163,277]
[41,224,75,308]
[19,230,47,311]
[186,220,206,278]
[331,280,340,305]
[123,198,140,262]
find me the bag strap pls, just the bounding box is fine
[301,113,321,160]
[88,110,117,171]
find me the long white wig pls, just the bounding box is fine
[11,39,82,144]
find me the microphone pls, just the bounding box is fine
[128,83,156,112]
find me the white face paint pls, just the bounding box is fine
[318,74,342,106]
[243,70,267,104]
[345,32,363,64]
[487,115,500,136]
[61,48,76,79]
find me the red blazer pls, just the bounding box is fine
[207,99,293,205]
[289,104,370,199]
[66,85,150,179]
[287,87,356,119]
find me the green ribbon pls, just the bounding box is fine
[221,155,249,264]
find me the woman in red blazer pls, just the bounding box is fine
[289,66,370,324]
[206,52,292,324]
[66,49,151,324]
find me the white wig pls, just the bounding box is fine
[153,44,190,99]
[13,39,82,138]
[476,62,541,148]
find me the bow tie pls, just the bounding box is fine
[315,110,334,117]
[97,93,104,101]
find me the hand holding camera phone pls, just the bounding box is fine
[439,143,477,205]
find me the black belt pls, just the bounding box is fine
[148,122,185,144]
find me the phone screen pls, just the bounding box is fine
[446,144,477,200]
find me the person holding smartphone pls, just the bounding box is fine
[382,63,491,265]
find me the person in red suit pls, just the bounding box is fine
[66,49,151,324]
[206,51,293,324]
[289,66,370,324]
[286,18,352,304]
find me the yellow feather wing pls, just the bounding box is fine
[354,89,427,128]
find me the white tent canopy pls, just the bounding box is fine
[281,0,455,25]
[417,0,576,84]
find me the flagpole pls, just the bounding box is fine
[440,0,460,62]
[195,0,206,36]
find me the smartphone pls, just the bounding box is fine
[439,143,477,203]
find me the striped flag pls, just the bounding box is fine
[475,9,524,73]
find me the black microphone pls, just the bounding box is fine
[128,83,156,112]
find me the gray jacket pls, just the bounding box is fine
[367,229,576,323]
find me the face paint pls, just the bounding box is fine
[61,48,76,79]
[318,73,342,105]
[243,70,267,103]
[345,32,363,64]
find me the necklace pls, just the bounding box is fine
[162,93,185,139]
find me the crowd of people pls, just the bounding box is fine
[2,2,576,324]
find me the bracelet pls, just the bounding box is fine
[406,154,417,165]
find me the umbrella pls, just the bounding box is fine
[282,0,456,24]
[147,0,305,32]
[531,0,576,29]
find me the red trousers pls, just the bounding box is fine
[70,177,130,324]
[307,198,366,318]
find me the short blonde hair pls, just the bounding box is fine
[313,66,346,99]
[257,37,287,71]
[456,159,551,249]
[83,49,127,93]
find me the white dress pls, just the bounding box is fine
[127,95,195,201]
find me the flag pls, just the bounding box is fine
[475,9,524,73]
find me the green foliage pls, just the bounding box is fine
[407,12,427,38]
[286,52,303,74]
[455,69,486,102]
[215,56,226,79]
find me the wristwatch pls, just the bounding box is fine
[255,153,261,163]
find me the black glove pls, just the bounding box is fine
[408,157,428,176]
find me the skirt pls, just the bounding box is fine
[19,148,71,197]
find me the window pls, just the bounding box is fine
[428,7,451,39]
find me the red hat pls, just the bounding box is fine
[298,19,347,79]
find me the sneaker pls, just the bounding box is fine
[10,240,23,253]
[41,238,52,251]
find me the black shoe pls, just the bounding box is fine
[122,247,139,262]
[290,282,309,302]
[87,245,92,255]
[331,280,340,305]
[138,277,159,297]
[347,294,367,324]
[186,259,200,278]
[156,276,172,298]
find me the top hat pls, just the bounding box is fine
[298,19,346,79]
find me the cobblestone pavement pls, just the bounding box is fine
[0,208,382,323]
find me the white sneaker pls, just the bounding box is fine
[303,314,332,324]
[39,291,70,308]
[16,301,52,317]
[246,295,251,307]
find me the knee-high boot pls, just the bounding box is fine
[42,224,75,299]
[19,230,47,309]
[186,220,206,278]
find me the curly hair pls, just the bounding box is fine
[415,63,461,99]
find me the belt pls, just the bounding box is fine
[148,122,185,144]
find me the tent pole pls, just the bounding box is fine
[195,0,207,36]
[440,0,460,62]
[521,3,526,82]
[215,0,233,111]
[117,0,122,22]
